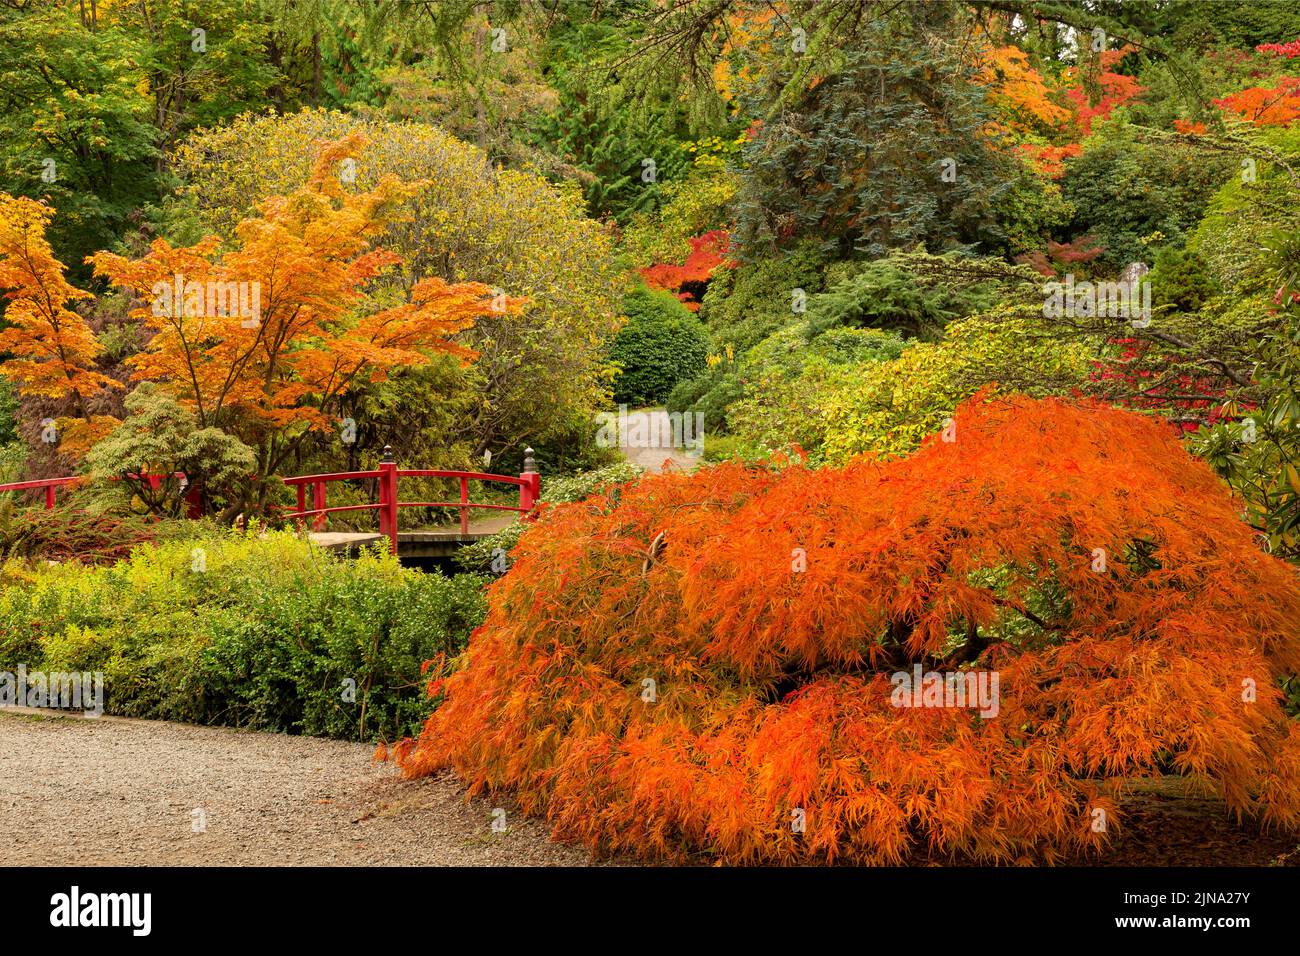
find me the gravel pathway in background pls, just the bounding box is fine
[619,408,702,474]
[0,710,603,867]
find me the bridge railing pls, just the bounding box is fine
[282,445,540,553]
[0,472,200,513]
[0,475,83,509]
[0,451,536,555]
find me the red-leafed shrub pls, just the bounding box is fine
[638,230,734,310]
[1257,38,1300,59]
[391,394,1300,864]
[1015,235,1104,277]
[0,505,159,564]
[1089,337,1238,433]
[1063,51,1146,136]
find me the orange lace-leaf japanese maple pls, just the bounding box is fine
[391,393,1300,864]
[1214,78,1300,127]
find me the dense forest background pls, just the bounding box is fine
[2,0,1300,555]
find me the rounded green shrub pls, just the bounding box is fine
[610,286,709,405]
[1150,246,1218,313]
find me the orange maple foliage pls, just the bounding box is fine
[391,393,1300,864]
[91,134,523,476]
[978,45,1074,138]
[977,45,1142,179]
[0,193,122,454]
[1015,142,1082,179]
[1215,78,1300,127]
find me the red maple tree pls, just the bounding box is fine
[638,229,734,311]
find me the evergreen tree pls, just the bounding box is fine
[732,9,1019,259]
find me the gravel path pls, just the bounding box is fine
[5,706,1291,868]
[0,709,603,866]
[619,407,702,474]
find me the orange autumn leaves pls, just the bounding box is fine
[391,394,1300,864]
[1215,78,1300,127]
[91,132,521,439]
[978,45,1144,179]
[0,194,121,456]
[1,134,520,458]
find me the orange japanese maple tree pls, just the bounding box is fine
[90,134,522,501]
[978,45,1073,139]
[0,193,121,457]
[389,393,1300,864]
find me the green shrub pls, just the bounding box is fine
[610,286,710,405]
[455,461,641,573]
[199,561,486,738]
[1150,246,1218,313]
[0,442,22,483]
[700,433,762,463]
[0,530,487,741]
[805,259,996,339]
[665,367,746,436]
[727,326,907,455]
[818,304,1093,462]
[664,243,831,433]
[1060,123,1233,271]
[0,378,18,446]
[699,241,828,354]
[85,383,257,517]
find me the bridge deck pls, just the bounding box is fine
[310,525,507,559]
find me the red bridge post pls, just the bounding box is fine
[519,447,540,515]
[378,445,399,554]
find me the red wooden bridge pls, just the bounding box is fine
[0,446,540,558]
[282,445,540,555]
